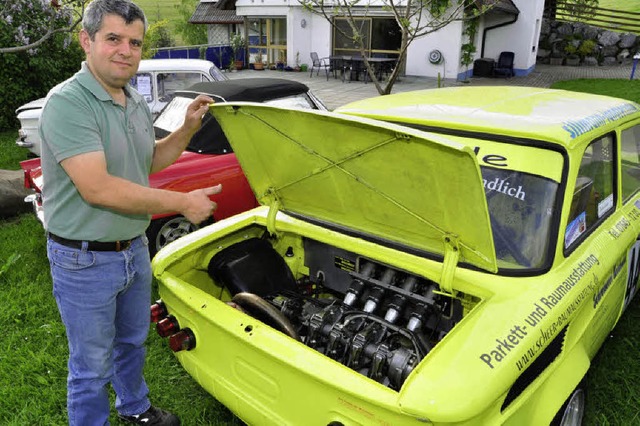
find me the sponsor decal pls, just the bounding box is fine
[608,216,631,239]
[562,103,640,139]
[565,212,587,246]
[483,178,526,201]
[598,194,614,218]
[479,254,599,370]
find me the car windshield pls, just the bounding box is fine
[209,66,228,81]
[482,166,559,271]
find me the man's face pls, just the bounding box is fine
[80,14,144,94]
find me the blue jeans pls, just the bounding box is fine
[47,235,152,426]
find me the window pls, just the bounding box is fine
[565,135,615,248]
[130,73,153,102]
[333,17,400,57]
[248,18,287,66]
[620,124,640,201]
[483,166,559,269]
[157,72,205,102]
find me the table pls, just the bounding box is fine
[329,56,397,83]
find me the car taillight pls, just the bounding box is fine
[169,329,196,352]
[156,315,179,337]
[150,300,168,323]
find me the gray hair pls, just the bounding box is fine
[83,0,147,39]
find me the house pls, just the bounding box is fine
[191,0,545,79]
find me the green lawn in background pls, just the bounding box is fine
[2,78,640,424]
[597,0,640,13]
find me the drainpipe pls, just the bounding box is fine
[480,12,519,58]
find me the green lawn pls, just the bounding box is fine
[1,78,640,424]
[0,135,240,425]
[598,0,640,13]
[136,0,187,45]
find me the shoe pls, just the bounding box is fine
[118,406,180,425]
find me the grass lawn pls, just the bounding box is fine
[1,78,640,424]
[0,133,240,425]
[136,0,187,45]
[597,0,640,13]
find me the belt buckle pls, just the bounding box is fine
[116,240,131,251]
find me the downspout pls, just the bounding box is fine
[480,12,520,58]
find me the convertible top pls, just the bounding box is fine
[176,78,311,103]
[154,78,315,155]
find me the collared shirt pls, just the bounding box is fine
[39,62,155,241]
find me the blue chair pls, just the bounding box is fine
[493,51,515,78]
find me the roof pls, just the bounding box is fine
[177,78,311,103]
[190,2,242,24]
[336,86,640,146]
[476,0,519,15]
[137,58,218,73]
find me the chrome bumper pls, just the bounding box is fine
[16,138,34,148]
[24,193,44,225]
[16,130,34,148]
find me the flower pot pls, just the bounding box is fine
[549,57,564,66]
[234,60,244,70]
[565,56,580,67]
[253,62,264,71]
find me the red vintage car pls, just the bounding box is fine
[21,78,327,256]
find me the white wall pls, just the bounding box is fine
[481,0,544,74]
[406,22,464,80]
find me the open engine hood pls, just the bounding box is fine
[210,103,497,273]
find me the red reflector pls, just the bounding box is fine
[169,329,196,352]
[150,300,168,323]
[156,315,179,338]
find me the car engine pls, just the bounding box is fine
[208,237,463,390]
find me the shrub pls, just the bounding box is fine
[578,39,597,57]
[142,20,175,59]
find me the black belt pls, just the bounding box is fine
[48,232,134,252]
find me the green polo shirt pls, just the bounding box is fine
[39,62,155,241]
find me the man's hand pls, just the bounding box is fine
[182,94,214,135]
[182,184,222,224]
[151,94,215,173]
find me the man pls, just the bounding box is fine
[39,0,218,424]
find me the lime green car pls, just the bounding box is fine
[151,86,640,425]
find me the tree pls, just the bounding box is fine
[175,0,208,46]
[0,0,87,54]
[142,19,175,59]
[0,0,85,129]
[299,0,492,95]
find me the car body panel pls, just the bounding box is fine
[150,86,640,425]
[209,103,497,273]
[336,86,640,145]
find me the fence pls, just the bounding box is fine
[544,3,640,34]
[151,44,245,70]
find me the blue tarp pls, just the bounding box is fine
[152,46,244,71]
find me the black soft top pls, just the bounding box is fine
[154,78,313,155]
[176,78,310,103]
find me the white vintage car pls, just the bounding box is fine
[15,58,227,156]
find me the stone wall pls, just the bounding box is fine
[537,20,639,66]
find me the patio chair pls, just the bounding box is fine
[309,52,330,80]
[493,51,515,78]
